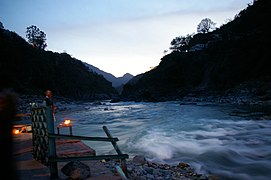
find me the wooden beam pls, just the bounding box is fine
[102,126,128,176]
[49,154,129,162]
[15,113,31,117]
[48,133,119,142]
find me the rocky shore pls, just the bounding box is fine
[16,84,271,115]
[13,131,214,180]
[15,88,271,123]
[104,156,215,180]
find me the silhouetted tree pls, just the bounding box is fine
[26,25,47,49]
[0,21,4,29]
[197,18,216,33]
[169,34,193,52]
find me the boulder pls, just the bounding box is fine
[132,155,147,165]
[61,161,91,179]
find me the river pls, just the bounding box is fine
[55,101,271,180]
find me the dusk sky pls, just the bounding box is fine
[1,0,252,77]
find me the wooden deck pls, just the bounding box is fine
[13,133,121,180]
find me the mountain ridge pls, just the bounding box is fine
[0,28,118,100]
[83,62,133,88]
[121,0,271,104]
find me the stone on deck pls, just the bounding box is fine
[13,133,121,180]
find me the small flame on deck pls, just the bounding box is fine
[13,129,21,135]
[59,119,72,127]
[64,119,71,125]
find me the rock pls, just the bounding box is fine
[132,155,147,165]
[177,162,190,169]
[110,98,121,103]
[61,161,91,179]
[105,158,212,180]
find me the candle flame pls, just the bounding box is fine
[64,119,71,125]
[13,129,21,135]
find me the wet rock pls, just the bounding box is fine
[177,162,190,169]
[106,156,212,180]
[132,155,147,165]
[61,161,91,179]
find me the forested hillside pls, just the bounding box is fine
[121,0,271,103]
[0,28,117,100]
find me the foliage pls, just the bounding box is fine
[197,18,216,34]
[121,0,271,102]
[169,34,193,52]
[0,21,4,29]
[0,28,117,100]
[26,25,47,49]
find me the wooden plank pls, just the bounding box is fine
[46,106,58,178]
[56,139,96,157]
[102,126,122,155]
[48,133,119,142]
[15,113,31,117]
[103,126,128,175]
[49,154,129,162]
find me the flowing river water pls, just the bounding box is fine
[55,101,271,180]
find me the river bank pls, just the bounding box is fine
[13,132,214,180]
[16,79,271,116]
[15,91,271,123]
[13,97,215,179]
[13,94,271,179]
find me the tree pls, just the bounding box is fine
[26,25,47,49]
[169,34,193,52]
[0,21,4,29]
[197,18,216,34]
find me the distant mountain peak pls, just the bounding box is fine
[83,62,133,88]
[122,73,133,77]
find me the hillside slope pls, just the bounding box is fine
[0,28,117,100]
[83,62,133,88]
[121,0,271,103]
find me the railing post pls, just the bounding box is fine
[102,126,128,176]
[46,106,58,179]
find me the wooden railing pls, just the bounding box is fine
[31,106,129,179]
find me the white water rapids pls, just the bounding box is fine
[55,101,271,180]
